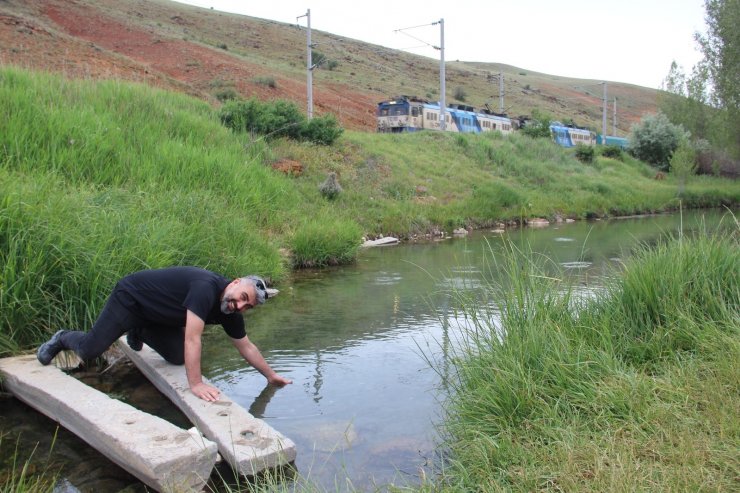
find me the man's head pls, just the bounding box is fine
[220,275,269,314]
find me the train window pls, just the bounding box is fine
[411,107,419,117]
[380,108,389,116]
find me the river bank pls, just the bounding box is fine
[435,226,739,492]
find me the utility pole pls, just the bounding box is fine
[499,72,504,113]
[434,18,446,131]
[601,81,607,142]
[613,97,617,136]
[297,9,313,120]
[394,19,445,129]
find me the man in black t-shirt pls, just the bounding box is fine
[36,267,292,401]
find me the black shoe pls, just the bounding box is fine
[126,328,143,351]
[37,330,66,365]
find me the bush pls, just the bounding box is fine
[213,87,240,102]
[219,99,343,145]
[300,114,343,145]
[318,171,342,200]
[600,145,624,160]
[454,87,467,102]
[252,76,277,88]
[575,144,595,163]
[520,109,553,139]
[628,112,687,170]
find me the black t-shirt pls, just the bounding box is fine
[115,267,246,339]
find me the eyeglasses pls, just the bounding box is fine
[255,279,269,299]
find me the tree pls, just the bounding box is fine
[697,0,740,114]
[670,139,697,196]
[520,108,553,139]
[628,113,687,170]
[658,0,740,159]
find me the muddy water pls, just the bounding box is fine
[0,209,733,492]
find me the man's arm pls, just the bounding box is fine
[231,335,292,386]
[184,309,222,402]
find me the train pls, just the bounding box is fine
[376,96,628,149]
[376,96,514,135]
[548,121,595,147]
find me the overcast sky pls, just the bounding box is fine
[173,0,708,89]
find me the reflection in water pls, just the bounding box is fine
[1,210,733,491]
[248,383,279,419]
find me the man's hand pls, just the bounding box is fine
[267,374,293,387]
[190,382,221,402]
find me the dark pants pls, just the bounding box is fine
[58,287,185,364]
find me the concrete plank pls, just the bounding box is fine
[0,354,218,493]
[117,337,297,476]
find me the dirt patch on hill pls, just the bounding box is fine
[1,0,377,130]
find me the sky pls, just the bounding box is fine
[173,0,708,89]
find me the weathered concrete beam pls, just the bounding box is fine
[0,354,218,492]
[117,338,297,476]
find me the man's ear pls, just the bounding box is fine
[231,278,241,286]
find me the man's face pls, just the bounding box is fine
[221,280,257,314]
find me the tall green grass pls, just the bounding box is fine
[0,67,356,353]
[439,223,739,491]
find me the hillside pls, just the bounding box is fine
[0,0,658,133]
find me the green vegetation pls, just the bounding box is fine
[219,98,343,145]
[0,66,737,356]
[520,109,553,139]
[574,144,595,163]
[628,112,687,170]
[252,76,277,88]
[439,227,739,491]
[0,433,57,492]
[659,0,739,166]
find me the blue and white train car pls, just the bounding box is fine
[549,122,595,147]
[377,97,513,135]
[596,134,629,149]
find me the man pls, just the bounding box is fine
[36,266,292,401]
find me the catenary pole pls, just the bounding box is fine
[499,72,504,113]
[437,18,445,131]
[602,82,607,142]
[297,9,313,120]
[613,97,617,136]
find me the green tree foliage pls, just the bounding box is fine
[698,0,740,114]
[300,114,344,145]
[659,0,739,158]
[218,98,342,145]
[628,113,687,170]
[670,139,698,196]
[520,109,553,139]
[575,144,595,163]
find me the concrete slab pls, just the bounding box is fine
[117,337,297,476]
[0,354,218,492]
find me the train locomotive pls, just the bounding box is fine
[376,96,513,135]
